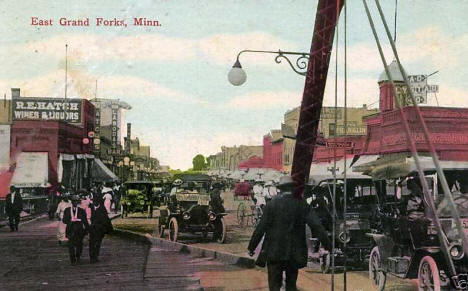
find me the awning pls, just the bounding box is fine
[310,157,370,185]
[0,125,10,172]
[11,152,49,187]
[356,155,468,180]
[92,158,119,182]
[350,155,379,168]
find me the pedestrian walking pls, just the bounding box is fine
[113,182,122,212]
[102,186,113,214]
[89,195,113,263]
[5,186,23,232]
[210,183,225,213]
[56,195,71,245]
[78,189,92,224]
[47,190,59,220]
[252,180,265,208]
[63,195,89,265]
[265,181,278,200]
[247,176,332,291]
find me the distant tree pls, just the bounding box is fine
[192,154,207,171]
[169,169,183,176]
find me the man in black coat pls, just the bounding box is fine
[5,186,23,232]
[248,176,332,291]
[62,195,89,265]
[89,195,113,263]
[210,183,225,214]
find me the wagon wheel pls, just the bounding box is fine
[237,202,247,227]
[213,217,227,243]
[320,251,331,274]
[369,246,386,291]
[418,256,445,291]
[169,217,178,242]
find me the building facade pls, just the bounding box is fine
[208,145,263,171]
[263,130,283,171]
[90,98,131,165]
[8,88,97,193]
[282,105,379,173]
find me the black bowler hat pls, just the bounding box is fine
[277,176,294,189]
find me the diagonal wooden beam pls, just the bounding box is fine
[291,0,343,198]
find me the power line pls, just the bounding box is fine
[65,44,68,99]
[394,0,398,43]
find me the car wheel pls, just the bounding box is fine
[169,217,178,242]
[213,217,227,243]
[369,246,386,291]
[418,256,444,291]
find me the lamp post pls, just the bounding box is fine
[228,49,311,86]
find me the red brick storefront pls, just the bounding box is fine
[5,93,95,196]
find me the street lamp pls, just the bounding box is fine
[228,49,310,86]
[228,60,247,86]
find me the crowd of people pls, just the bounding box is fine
[54,184,115,265]
[5,182,118,266]
[48,182,122,220]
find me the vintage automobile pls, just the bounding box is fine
[357,156,468,291]
[121,181,156,218]
[157,174,227,243]
[306,177,378,273]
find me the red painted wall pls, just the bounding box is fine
[5,99,95,196]
[238,155,264,170]
[262,135,283,171]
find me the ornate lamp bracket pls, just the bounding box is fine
[236,49,310,76]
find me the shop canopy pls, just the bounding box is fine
[92,158,119,183]
[11,152,49,187]
[354,154,468,180]
[309,156,373,185]
[229,170,246,180]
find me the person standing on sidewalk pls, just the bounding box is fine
[78,189,92,225]
[5,186,23,232]
[102,185,113,214]
[63,195,89,265]
[247,176,332,291]
[56,195,71,245]
[113,182,122,213]
[89,195,113,263]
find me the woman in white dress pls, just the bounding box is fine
[79,192,92,224]
[56,195,71,244]
[102,188,113,214]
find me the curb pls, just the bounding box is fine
[109,213,121,220]
[0,213,48,228]
[112,228,255,269]
[149,236,256,268]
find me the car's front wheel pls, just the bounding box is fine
[169,217,178,242]
[418,256,446,291]
[369,246,386,291]
[213,217,227,243]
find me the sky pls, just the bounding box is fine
[0,0,467,170]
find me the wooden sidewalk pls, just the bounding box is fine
[0,218,208,290]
